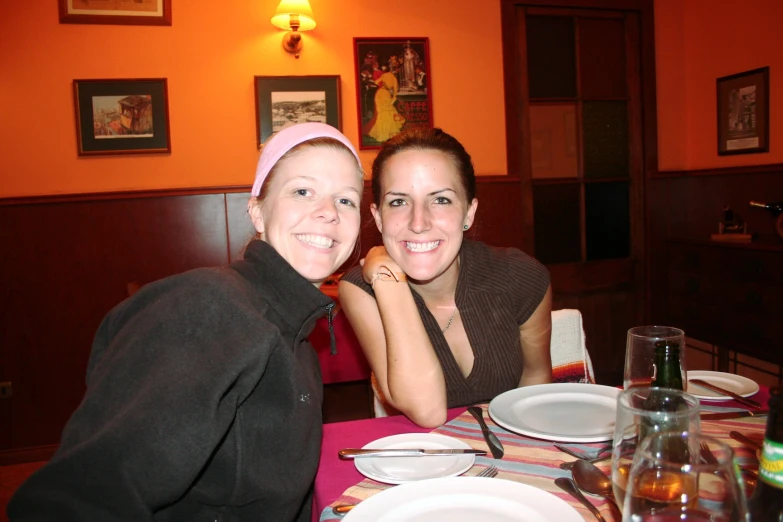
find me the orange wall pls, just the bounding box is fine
[3,2,781,197]
[655,0,783,170]
[0,1,507,197]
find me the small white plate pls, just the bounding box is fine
[686,370,760,401]
[343,476,583,522]
[353,433,475,485]
[489,383,619,443]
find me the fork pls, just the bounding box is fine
[700,441,719,465]
[554,443,612,461]
[475,465,499,478]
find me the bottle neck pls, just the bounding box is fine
[651,343,684,391]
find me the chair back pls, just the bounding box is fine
[371,308,596,418]
[550,308,595,383]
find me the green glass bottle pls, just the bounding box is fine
[648,340,685,391]
[749,386,783,521]
[639,340,689,460]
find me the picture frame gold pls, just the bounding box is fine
[58,0,172,26]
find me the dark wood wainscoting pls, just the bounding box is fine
[0,177,524,460]
[648,164,783,367]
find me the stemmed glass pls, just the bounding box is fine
[621,431,748,521]
[611,387,701,507]
[624,326,685,390]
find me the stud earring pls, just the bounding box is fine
[463,224,469,230]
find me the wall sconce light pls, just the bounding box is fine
[271,0,316,59]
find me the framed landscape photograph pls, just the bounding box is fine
[59,0,172,26]
[353,37,433,150]
[254,76,341,148]
[717,66,769,155]
[73,78,171,156]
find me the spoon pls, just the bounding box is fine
[555,477,606,522]
[572,458,622,515]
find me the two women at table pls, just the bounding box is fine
[8,123,364,521]
[339,128,553,428]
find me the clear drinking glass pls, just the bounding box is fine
[611,387,701,507]
[624,326,686,389]
[621,431,748,521]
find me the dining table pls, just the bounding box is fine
[314,385,771,521]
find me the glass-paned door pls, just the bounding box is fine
[526,13,633,264]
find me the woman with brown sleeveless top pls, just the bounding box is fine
[340,128,552,428]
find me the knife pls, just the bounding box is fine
[338,448,486,459]
[700,409,768,421]
[729,430,763,451]
[468,406,505,459]
[689,379,762,409]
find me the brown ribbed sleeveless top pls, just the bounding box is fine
[341,240,550,407]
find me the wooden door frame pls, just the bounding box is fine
[500,0,658,323]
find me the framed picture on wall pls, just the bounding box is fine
[717,66,769,155]
[73,78,171,156]
[58,0,172,26]
[353,37,433,150]
[254,76,342,148]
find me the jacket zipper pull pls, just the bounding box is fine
[327,302,337,355]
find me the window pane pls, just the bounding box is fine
[533,183,581,264]
[583,101,629,180]
[585,181,630,260]
[578,18,627,99]
[526,16,576,98]
[530,104,578,179]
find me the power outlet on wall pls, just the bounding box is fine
[0,381,12,399]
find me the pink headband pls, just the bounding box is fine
[251,123,361,196]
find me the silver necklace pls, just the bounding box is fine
[441,307,458,333]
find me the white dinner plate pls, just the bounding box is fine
[353,433,475,485]
[686,370,760,401]
[343,476,582,522]
[488,383,619,443]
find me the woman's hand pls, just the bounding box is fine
[361,246,405,286]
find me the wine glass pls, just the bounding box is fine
[611,386,701,507]
[621,431,748,521]
[624,326,685,389]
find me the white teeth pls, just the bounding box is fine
[296,234,334,249]
[405,241,440,252]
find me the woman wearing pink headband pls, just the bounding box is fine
[9,123,363,522]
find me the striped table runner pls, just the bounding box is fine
[320,403,766,521]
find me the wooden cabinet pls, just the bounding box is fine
[665,238,783,366]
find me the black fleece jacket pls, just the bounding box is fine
[8,240,334,522]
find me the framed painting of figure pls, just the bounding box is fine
[353,37,433,150]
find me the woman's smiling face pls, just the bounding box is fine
[372,149,477,283]
[251,145,363,285]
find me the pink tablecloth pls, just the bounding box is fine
[314,387,770,521]
[314,407,465,519]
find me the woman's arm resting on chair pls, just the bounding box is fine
[518,285,553,387]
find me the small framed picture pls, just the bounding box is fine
[717,66,769,156]
[58,0,172,26]
[254,76,341,148]
[353,37,433,150]
[73,78,171,156]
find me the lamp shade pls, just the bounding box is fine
[271,0,316,32]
